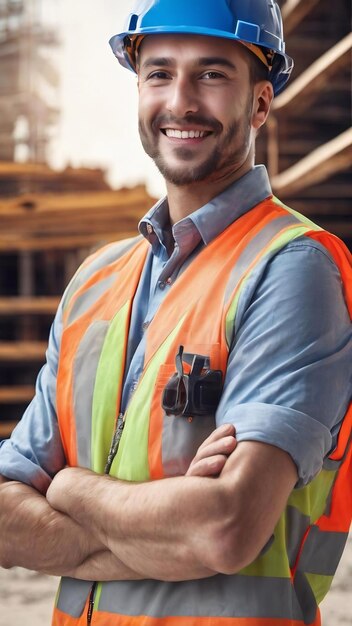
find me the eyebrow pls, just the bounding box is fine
[140,56,237,71]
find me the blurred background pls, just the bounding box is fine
[0,0,351,623]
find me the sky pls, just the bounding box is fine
[47,0,166,198]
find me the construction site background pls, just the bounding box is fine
[0,0,351,623]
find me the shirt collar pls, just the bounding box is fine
[139,165,272,250]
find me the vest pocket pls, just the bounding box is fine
[154,346,220,476]
[149,344,222,478]
[162,410,216,475]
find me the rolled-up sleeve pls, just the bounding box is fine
[0,303,66,493]
[216,239,352,486]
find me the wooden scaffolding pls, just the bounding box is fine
[0,0,351,438]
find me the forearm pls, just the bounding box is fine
[0,476,104,576]
[47,469,224,580]
[65,550,146,581]
[47,441,297,581]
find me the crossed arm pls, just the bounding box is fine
[0,424,297,582]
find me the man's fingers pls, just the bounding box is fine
[194,436,237,462]
[197,423,235,451]
[186,455,227,477]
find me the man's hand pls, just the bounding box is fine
[186,423,236,477]
[0,476,104,575]
[45,424,236,581]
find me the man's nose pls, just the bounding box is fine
[166,77,200,117]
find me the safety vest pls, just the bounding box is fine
[53,196,352,626]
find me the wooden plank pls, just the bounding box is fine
[0,231,134,252]
[0,188,153,217]
[1,211,139,231]
[0,386,34,403]
[0,342,47,362]
[273,34,352,113]
[0,161,108,183]
[0,421,18,439]
[0,297,60,315]
[281,0,321,35]
[272,128,352,196]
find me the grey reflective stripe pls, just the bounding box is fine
[56,577,91,617]
[293,571,318,626]
[297,525,348,576]
[224,213,305,305]
[323,429,352,470]
[73,320,110,467]
[63,236,142,311]
[98,574,304,620]
[162,412,215,476]
[67,273,118,326]
[286,505,311,568]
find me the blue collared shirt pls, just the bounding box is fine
[0,166,351,491]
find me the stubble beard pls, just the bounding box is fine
[138,103,252,186]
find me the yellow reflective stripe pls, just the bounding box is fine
[110,313,188,481]
[91,301,130,473]
[225,224,311,346]
[95,582,103,615]
[306,572,334,605]
[241,515,291,578]
[272,197,323,231]
[287,469,336,520]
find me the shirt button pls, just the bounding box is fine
[142,321,150,331]
[147,224,154,235]
[166,277,172,285]
[159,281,165,290]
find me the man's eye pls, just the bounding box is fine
[202,71,223,80]
[148,71,170,80]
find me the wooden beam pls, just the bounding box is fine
[0,342,47,362]
[0,421,18,439]
[281,0,321,35]
[0,386,34,403]
[0,188,153,217]
[0,231,134,252]
[272,128,352,196]
[0,190,153,240]
[273,34,352,113]
[0,297,60,315]
[0,161,108,184]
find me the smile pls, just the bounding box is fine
[161,129,213,139]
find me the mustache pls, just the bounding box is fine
[151,114,223,134]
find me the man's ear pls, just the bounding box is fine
[252,81,274,130]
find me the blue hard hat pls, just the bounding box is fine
[109,0,293,95]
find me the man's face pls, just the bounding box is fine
[137,34,257,186]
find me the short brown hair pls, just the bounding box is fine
[248,51,270,86]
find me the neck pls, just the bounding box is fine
[166,154,254,225]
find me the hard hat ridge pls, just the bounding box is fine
[109,0,293,95]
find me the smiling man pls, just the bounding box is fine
[137,35,261,194]
[0,1,351,626]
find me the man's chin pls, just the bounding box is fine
[154,155,220,186]
[157,166,211,186]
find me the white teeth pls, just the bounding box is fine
[164,129,208,139]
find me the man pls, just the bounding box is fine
[0,1,351,625]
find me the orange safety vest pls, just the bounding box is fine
[53,197,352,626]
